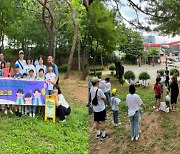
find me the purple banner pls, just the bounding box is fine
[0,78,48,106]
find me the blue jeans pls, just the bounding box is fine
[113,110,118,124]
[105,91,111,106]
[29,106,36,114]
[130,110,140,138]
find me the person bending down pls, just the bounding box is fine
[53,84,71,122]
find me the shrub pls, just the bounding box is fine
[58,64,67,73]
[89,66,104,72]
[170,68,179,76]
[139,71,150,86]
[158,69,165,77]
[89,71,102,78]
[124,70,136,82]
[109,64,116,71]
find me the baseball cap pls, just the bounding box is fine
[92,77,101,83]
[19,50,24,54]
[111,88,117,95]
[15,64,19,68]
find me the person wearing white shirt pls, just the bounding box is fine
[53,85,71,122]
[105,78,111,107]
[24,58,36,77]
[15,50,27,74]
[36,55,47,76]
[126,84,145,141]
[90,77,107,141]
[99,80,107,93]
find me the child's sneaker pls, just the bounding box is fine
[32,113,35,118]
[100,134,108,141]
[131,137,134,141]
[96,133,101,139]
[29,113,32,117]
[9,110,13,114]
[4,110,7,115]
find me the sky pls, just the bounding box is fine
[107,0,180,44]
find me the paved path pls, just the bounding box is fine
[103,63,180,85]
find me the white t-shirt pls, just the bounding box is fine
[15,60,27,74]
[58,94,69,108]
[90,86,106,112]
[105,82,111,92]
[99,80,107,93]
[24,64,36,77]
[45,72,56,90]
[36,65,47,76]
[126,94,142,117]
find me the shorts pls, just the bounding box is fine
[94,109,107,122]
[171,96,177,104]
[155,95,161,99]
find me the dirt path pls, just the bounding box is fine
[59,73,88,104]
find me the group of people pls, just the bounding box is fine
[89,76,145,141]
[155,67,179,112]
[0,51,71,122]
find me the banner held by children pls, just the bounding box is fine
[0,78,48,105]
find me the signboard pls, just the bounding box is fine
[45,95,56,123]
[0,78,48,106]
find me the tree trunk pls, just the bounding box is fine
[101,52,103,66]
[64,0,78,79]
[80,65,89,80]
[78,39,81,72]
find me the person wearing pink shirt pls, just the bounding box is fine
[3,60,14,78]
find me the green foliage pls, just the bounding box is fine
[139,72,150,81]
[58,64,68,73]
[158,69,165,77]
[124,70,136,81]
[147,48,160,56]
[89,66,104,71]
[148,0,180,36]
[89,71,102,77]
[170,68,179,76]
[109,64,116,71]
[119,28,144,63]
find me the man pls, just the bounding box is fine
[90,77,107,141]
[164,67,170,87]
[15,50,27,74]
[47,56,59,82]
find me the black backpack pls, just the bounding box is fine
[92,89,98,106]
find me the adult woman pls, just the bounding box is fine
[126,84,145,141]
[90,77,107,141]
[168,76,179,112]
[36,55,47,76]
[3,60,14,77]
[53,84,71,122]
[24,58,36,77]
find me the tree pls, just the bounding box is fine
[147,48,160,56]
[119,28,144,63]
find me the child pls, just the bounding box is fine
[165,90,170,108]
[105,78,111,107]
[111,88,121,127]
[12,64,23,79]
[36,68,45,113]
[28,69,35,80]
[3,60,14,115]
[22,73,28,115]
[153,78,162,111]
[45,64,58,95]
[27,71,36,117]
[36,68,45,81]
